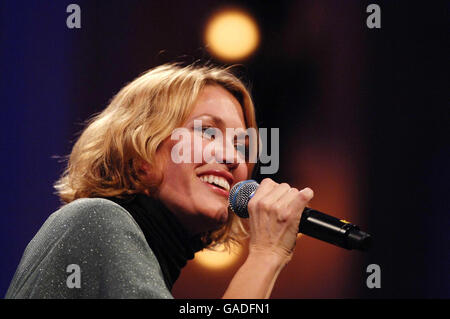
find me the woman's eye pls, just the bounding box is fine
[195,126,216,139]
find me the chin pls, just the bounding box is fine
[199,203,229,230]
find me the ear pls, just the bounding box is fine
[136,158,163,185]
[134,159,154,197]
[135,158,152,178]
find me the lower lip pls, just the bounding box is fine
[199,180,230,198]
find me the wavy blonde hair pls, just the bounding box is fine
[54,63,258,248]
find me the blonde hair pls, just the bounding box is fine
[54,63,258,248]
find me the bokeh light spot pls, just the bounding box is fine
[194,243,242,269]
[204,9,260,62]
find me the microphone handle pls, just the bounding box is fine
[299,208,372,251]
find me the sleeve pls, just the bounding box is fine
[5,198,173,299]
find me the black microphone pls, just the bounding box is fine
[228,180,372,251]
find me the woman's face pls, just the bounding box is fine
[153,85,250,235]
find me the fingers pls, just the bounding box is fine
[281,187,314,221]
[299,187,314,202]
[245,179,315,262]
[248,178,314,222]
[247,178,276,208]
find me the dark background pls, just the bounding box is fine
[1,0,448,298]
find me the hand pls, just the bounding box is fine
[246,178,314,265]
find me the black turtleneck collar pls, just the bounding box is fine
[106,194,205,291]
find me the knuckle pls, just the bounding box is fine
[261,178,275,186]
[283,209,298,223]
[247,198,257,210]
[272,202,283,213]
[257,199,271,211]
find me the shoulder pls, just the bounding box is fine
[17,197,148,267]
[54,197,139,229]
[42,197,150,257]
[6,198,173,298]
[40,197,145,243]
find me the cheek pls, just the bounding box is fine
[158,139,194,189]
[235,164,250,183]
[169,131,206,163]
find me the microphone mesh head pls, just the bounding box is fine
[228,180,259,218]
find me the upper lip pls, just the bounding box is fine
[197,169,234,187]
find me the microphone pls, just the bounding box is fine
[228,180,372,251]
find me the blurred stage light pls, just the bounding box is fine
[204,9,260,62]
[194,243,242,269]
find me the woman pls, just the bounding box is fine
[6,63,313,298]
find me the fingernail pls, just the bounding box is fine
[300,187,313,197]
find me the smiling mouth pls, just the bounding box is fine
[199,174,231,191]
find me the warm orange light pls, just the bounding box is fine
[204,9,260,62]
[194,243,242,269]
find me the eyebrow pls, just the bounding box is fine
[190,113,248,133]
[191,114,225,126]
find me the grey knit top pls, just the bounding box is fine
[5,198,173,299]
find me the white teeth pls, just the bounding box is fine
[199,174,230,191]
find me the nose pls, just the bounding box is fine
[210,136,240,171]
